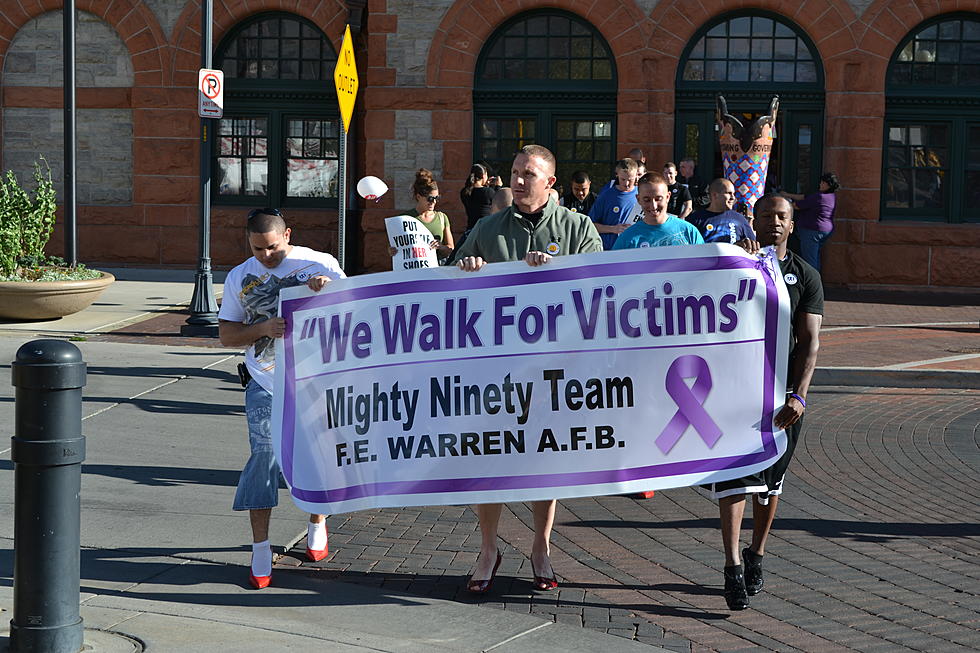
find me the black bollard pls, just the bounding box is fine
[9,339,86,653]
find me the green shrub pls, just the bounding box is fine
[0,157,61,278]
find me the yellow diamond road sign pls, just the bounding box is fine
[334,25,358,133]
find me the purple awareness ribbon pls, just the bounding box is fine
[655,355,724,455]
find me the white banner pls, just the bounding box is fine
[385,215,439,271]
[274,244,791,515]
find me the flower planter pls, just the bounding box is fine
[0,271,115,320]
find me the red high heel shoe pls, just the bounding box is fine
[306,523,329,561]
[249,572,271,589]
[467,550,502,594]
[306,544,329,562]
[531,561,558,591]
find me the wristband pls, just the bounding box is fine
[788,392,806,408]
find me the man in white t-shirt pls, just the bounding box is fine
[218,208,345,589]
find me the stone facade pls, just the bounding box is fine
[384,0,455,86]
[0,0,975,289]
[2,11,134,204]
[143,0,186,40]
[3,108,132,204]
[385,110,441,212]
[3,11,134,87]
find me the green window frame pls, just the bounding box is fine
[675,11,824,195]
[214,13,341,208]
[883,13,980,223]
[678,12,823,88]
[478,12,614,85]
[474,10,617,188]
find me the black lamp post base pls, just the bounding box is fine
[183,269,219,338]
[180,321,219,337]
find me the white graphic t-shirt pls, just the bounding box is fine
[218,245,345,392]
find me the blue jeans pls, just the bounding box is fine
[232,381,282,511]
[795,226,833,272]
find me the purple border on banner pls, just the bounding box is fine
[279,254,780,498]
[291,450,768,503]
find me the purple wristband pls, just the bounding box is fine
[788,392,806,408]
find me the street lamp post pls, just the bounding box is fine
[64,0,77,266]
[182,0,219,337]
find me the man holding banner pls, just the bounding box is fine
[271,163,803,606]
[453,144,603,593]
[706,194,823,611]
[218,208,345,589]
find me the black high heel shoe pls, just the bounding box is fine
[468,550,502,594]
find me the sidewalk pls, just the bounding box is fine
[815,288,980,388]
[0,269,977,652]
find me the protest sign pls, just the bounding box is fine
[273,244,790,515]
[385,215,439,270]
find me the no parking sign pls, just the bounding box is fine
[198,68,223,118]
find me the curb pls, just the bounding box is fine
[813,367,980,390]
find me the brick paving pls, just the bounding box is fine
[281,387,980,652]
[86,310,231,348]
[820,290,979,371]
[818,326,980,370]
[822,289,978,328]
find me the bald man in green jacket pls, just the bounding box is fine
[453,144,601,596]
[452,148,602,266]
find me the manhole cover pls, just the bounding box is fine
[80,629,145,652]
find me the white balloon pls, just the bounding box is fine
[357,176,388,200]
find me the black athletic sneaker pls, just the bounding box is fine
[742,547,764,596]
[724,564,749,610]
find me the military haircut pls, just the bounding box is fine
[709,178,733,195]
[246,208,287,234]
[519,144,556,175]
[754,193,793,217]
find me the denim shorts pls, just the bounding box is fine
[232,381,282,511]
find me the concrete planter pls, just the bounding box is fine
[0,271,115,320]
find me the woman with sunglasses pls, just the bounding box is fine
[409,168,454,261]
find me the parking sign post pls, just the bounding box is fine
[333,25,358,271]
[183,0,221,337]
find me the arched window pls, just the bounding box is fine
[214,13,340,207]
[681,14,819,84]
[474,10,617,187]
[883,14,980,222]
[675,12,824,195]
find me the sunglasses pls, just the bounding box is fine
[247,207,282,219]
[425,196,439,203]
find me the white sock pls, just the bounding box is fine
[251,540,272,577]
[308,521,328,551]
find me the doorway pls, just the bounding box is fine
[674,101,823,196]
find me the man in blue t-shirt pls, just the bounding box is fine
[613,172,704,250]
[687,178,756,244]
[611,171,702,501]
[589,158,639,250]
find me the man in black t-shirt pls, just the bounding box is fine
[679,157,710,210]
[703,193,823,611]
[663,161,693,220]
[562,170,597,214]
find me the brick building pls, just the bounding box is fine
[0,0,977,289]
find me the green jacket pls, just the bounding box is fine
[452,199,603,263]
